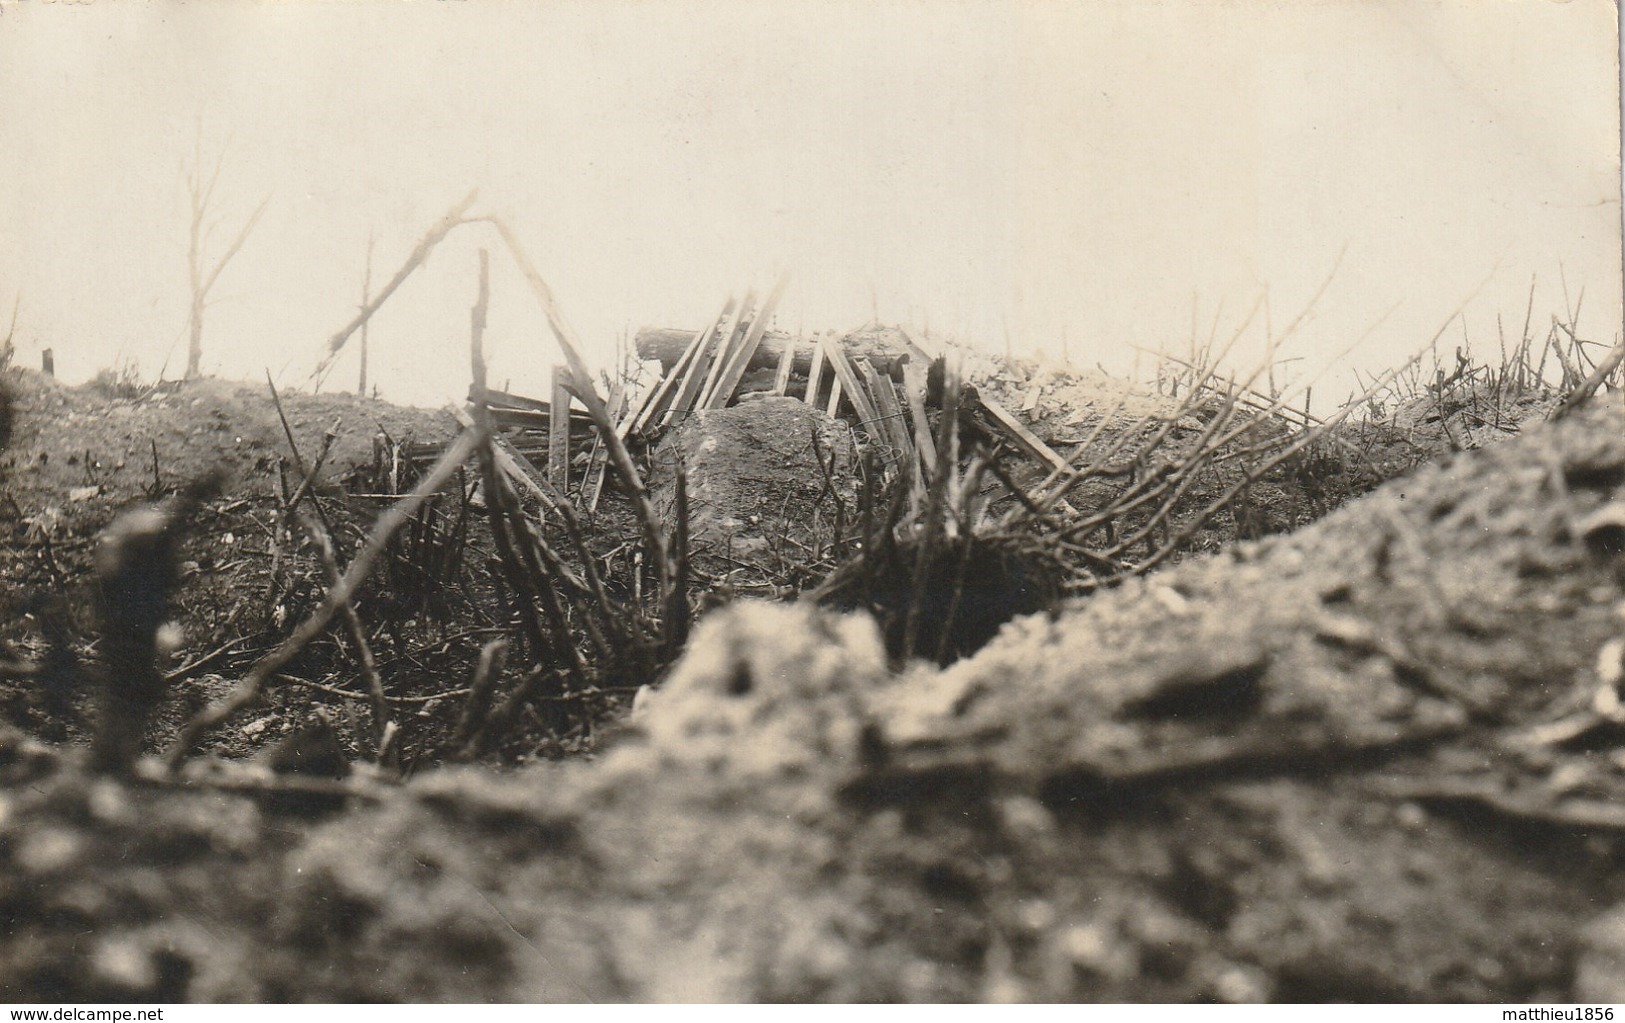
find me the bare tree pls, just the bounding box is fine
[183,134,268,380]
[0,293,18,370]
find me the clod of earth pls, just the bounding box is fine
[0,396,1621,1002]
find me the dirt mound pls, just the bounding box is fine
[0,370,460,756]
[649,396,857,592]
[0,395,1620,1002]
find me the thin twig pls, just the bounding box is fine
[302,513,391,761]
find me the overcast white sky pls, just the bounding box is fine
[0,0,1619,407]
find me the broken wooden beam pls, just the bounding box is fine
[825,374,843,418]
[481,406,592,432]
[454,406,563,511]
[804,337,826,407]
[582,382,627,513]
[861,358,924,506]
[663,299,745,427]
[772,337,796,396]
[628,298,732,436]
[973,393,1069,475]
[695,287,757,412]
[901,359,939,482]
[820,335,885,450]
[474,386,593,423]
[900,326,1078,515]
[702,274,790,410]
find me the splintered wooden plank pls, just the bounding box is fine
[702,274,790,410]
[975,393,1069,474]
[861,360,923,503]
[771,336,797,396]
[901,359,938,480]
[629,297,732,436]
[468,387,593,425]
[454,406,564,511]
[664,297,748,426]
[824,374,843,417]
[804,337,827,406]
[898,325,1077,514]
[549,365,571,488]
[583,382,627,513]
[819,334,883,444]
[695,287,758,412]
[483,405,592,431]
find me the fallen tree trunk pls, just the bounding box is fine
[637,326,912,378]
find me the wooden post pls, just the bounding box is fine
[663,300,746,427]
[819,334,883,442]
[40,348,53,377]
[901,359,938,480]
[696,288,757,410]
[804,336,826,407]
[549,365,571,488]
[825,375,843,418]
[583,383,627,513]
[772,337,796,396]
[702,274,790,409]
[629,297,732,436]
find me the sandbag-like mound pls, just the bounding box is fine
[1,397,1622,1002]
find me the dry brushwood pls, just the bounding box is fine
[164,427,484,767]
[91,473,222,773]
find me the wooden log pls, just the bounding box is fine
[804,338,826,406]
[702,275,789,410]
[638,325,911,377]
[549,366,571,488]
